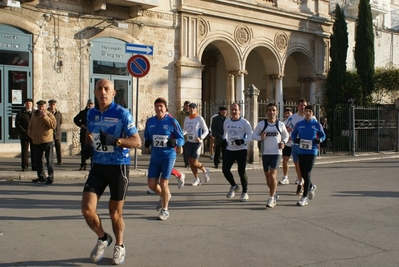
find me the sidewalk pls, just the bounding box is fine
[1,151,398,181]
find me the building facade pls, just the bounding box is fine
[0,0,398,156]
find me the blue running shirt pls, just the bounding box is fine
[87,102,138,165]
[144,115,185,159]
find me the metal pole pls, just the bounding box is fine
[134,77,139,169]
[377,109,380,153]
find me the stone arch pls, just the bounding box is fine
[198,35,242,70]
[283,47,316,102]
[243,41,282,101]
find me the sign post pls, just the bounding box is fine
[127,54,151,169]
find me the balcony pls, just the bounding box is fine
[345,0,390,19]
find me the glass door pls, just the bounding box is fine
[90,75,132,113]
[0,65,30,142]
[0,65,31,142]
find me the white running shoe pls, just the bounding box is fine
[192,177,201,186]
[178,173,185,189]
[156,193,172,211]
[147,189,155,194]
[240,192,249,202]
[158,208,170,220]
[111,245,125,265]
[210,155,214,160]
[279,176,289,185]
[226,185,240,198]
[297,197,308,206]
[203,169,210,183]
[295,178,300,185]
[266,197,276,208]
[90,233,113,262]
[309,185,317,200]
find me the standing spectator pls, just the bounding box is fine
[253,103,289,208]
[15,98,36,171]
[28,100,56,184]
[81,79,141,265]
[222,103,253,202]
[47,100,63,165]
[74,99,94,170]
[183,102,210,186]
[176,101,190,167]
[211,106,228,168]
[279,107,293,185]
[292,105,325,206]
[320,117,330,154]
[144,98,185,220]
[208,111,219,160]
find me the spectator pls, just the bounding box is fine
[211,106,228,168]
[28,100,57,184]
[320,117,330,154]
[48,99,63,165]
[73,99,94,170]
[15,98,36,171]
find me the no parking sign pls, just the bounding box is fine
[127,55,150,78]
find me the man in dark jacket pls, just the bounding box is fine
[15,98,36,171]
[211,106,228,168]
[73,99,94,170]
[48,99,63,165]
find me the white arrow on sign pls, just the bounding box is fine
[126,43,154,56]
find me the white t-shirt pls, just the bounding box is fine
[183,115,209,143]
[223,117,253,151]
[253,120,289,155]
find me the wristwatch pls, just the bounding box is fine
[116,139,122,147]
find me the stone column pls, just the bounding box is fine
[309,77,316,104]
[243,84,260,163]
[270,74,285,120]
[227,72,236,103]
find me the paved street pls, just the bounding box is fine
[1,158,399,267]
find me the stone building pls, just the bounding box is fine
[0,0,398,157]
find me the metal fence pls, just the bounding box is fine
[196,100,398,156]
[331,104,398,154]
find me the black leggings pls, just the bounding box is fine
[222,149,248,193]
[298,154,316,197]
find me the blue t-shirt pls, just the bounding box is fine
[87,102,138,165]
[144,115,185,159]
[291,117,325,155]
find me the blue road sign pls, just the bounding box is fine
[127,55,150,78]
[125,43,154,56]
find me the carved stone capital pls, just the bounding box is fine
[269,74,285,80]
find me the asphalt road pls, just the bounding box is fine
[0,158,398,267]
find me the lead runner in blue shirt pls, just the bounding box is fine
[81,79,142,265]
[144,97,185,221]
[291,105,325,207]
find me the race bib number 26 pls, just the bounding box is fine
[92,133,114,153]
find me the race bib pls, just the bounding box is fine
[187,133,195,141]
[300,139,312,150]
[92,133,114,153]
[229,135,239,146]
[152,135,168,148]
